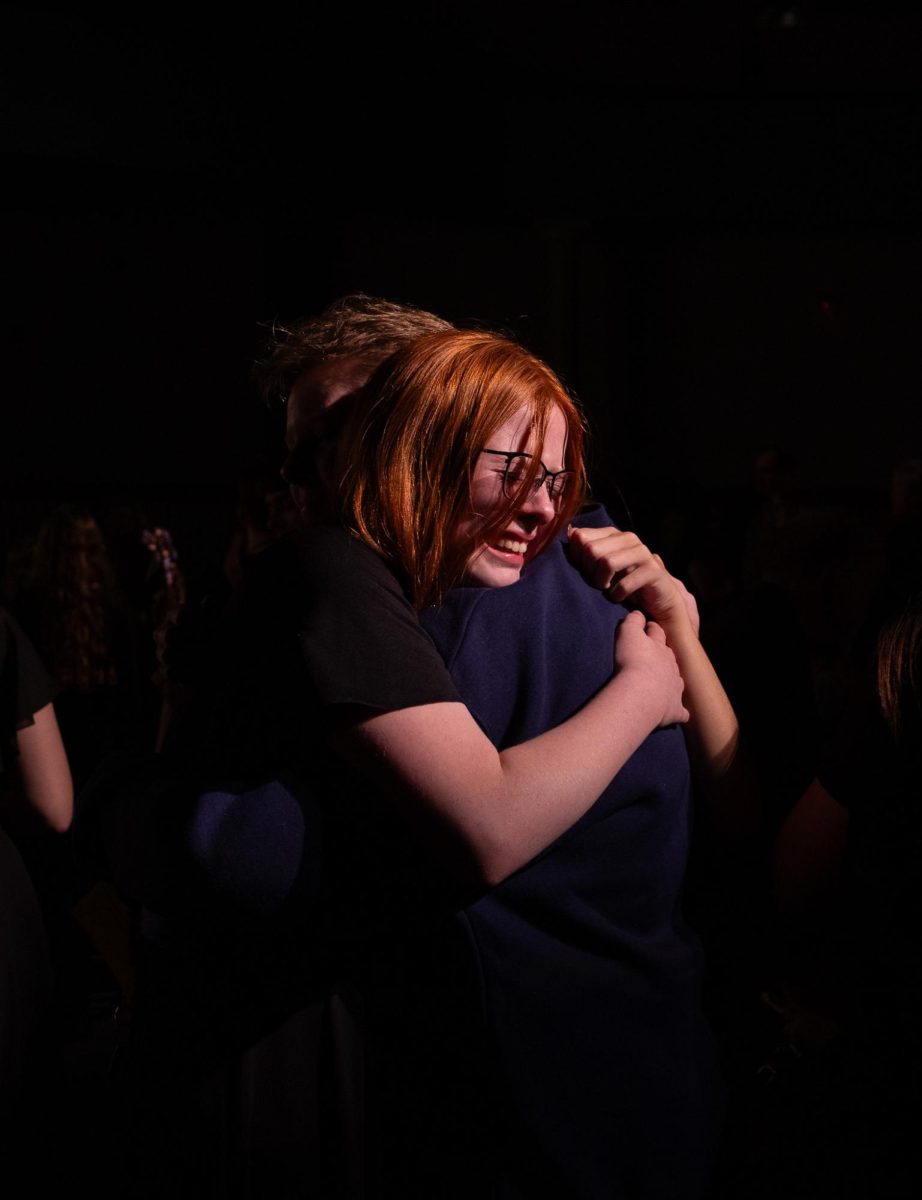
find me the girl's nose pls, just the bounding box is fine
[517,480,556,523]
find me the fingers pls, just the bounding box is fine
[567,526,638,563]
[617,612,667,644]
[621,609,646,627]
[567,524,624,543]
[612,608,647,650]
[604,560,664,603]
[614,612,689,727]
[567,529,672,600]
[583,548,657,594]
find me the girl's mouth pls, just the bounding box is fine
[483,535,529,565]
[492,536,528,555]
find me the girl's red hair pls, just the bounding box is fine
[338,329,587,608]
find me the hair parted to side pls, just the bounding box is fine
[337,329,588,609]
[251,293,454,406]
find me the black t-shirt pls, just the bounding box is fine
[0,606,54,1130]
[298,526,485,1196]
[82,525,460,923]
[297,523,464,939]
[297,523,461,712]
[0,605,57,776]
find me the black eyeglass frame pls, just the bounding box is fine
[481,448,576,504]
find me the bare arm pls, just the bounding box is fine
[337,611,688,888]
[566,526,757,838]
[14,702,74,833]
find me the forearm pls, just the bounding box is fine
[661,611,739,777]
[345,669,665,888]
[657,609,765,840]
[565,524,760,836]
[491,670,675,875]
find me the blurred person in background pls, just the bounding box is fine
[9,503,145,1033]
[13,504,147,789]
[0,602,72,1168]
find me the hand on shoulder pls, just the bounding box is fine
[567,525,699,634]
[613,610,689,729]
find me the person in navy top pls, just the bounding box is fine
[419,502,724,1198]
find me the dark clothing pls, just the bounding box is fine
[0,605,58,771]
[716,668,922,1199]
[295,522,466,967]
[296,526,488,1198]
[816,691,922,1058]
[12,586,149,793]
[120,526,464,1199]
[77,534,368,1200]
[83,510,723,1197]
[298,524,462,713]
[77,524,465,1198]
[0,607,55,1147]
[420,505,723,1199]
[162,532,321,780]
[299,515,723,1199]
[0,827,53,1125]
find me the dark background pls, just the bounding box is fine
[2,2,921,570]
[3,8,920,1190]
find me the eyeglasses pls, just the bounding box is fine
[481,449,576,504]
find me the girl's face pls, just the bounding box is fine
[458,404,571,588]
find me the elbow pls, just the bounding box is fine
[439,843,510,894]
[441,830,519,893]
[459,863,511,896]
[48,803,74,835]
[461,806,554,889]
[43,787,74,834]
[705,724,741,780]
[479,860,510,890]
[469,835,526,890]
[21,781,74,833]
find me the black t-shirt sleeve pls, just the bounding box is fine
[297,526,461,712]
[0,606,58,725]
[0,606,59,774]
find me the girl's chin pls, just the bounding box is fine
[462,544,526,588]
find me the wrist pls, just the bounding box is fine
[657,602,696,640]
[609,664,667,731]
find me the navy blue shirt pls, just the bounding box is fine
[420,505,724,1199]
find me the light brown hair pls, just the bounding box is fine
[251,293,453,406]
[338,329,587,608]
